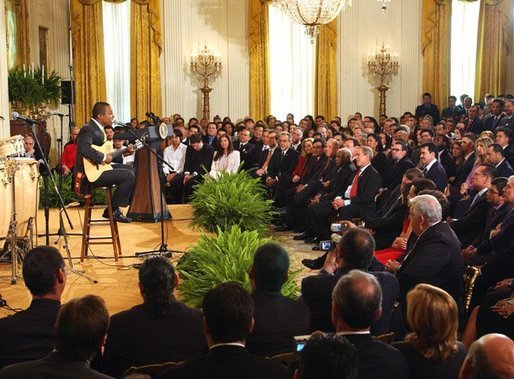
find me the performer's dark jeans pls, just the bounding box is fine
[93,164,135,208]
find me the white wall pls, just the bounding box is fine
[337,0,422,121]
[26,0,71,164]
[0,0,10,139]
[160,0,250,121]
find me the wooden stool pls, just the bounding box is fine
[80,186,122,262]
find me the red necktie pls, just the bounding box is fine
[350,170,361,198]
[466,120,472,130]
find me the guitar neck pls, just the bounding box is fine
[108,145,133,159]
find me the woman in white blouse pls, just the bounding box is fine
[209,134,240,179]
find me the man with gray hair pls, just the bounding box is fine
[396,194,464,319]
[459,333,514,379]
[331,270,409,379]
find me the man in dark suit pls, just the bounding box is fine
[487,144,514,178]
[483,98,505,132]
[450,164,495,247]
[75,102,135,222]
[1,295,111,379]
[331,270,409,379]
[202,122,218,148]
[396,194,464,317]
[441,95,466,121]
[464,105,484,134]
[301,228,399,335]
[266,131,300,207]
[0,246,65,369]
[382,140,414,190]
[233,128,256,172]
[415,92,440,124]
[170,133,214,203]
[494,127,514,168]
[157,282,290,379]
[246,243,309,356]
[100,257,206,377]
[334,146,382,222]
[435,134,456,178]
[419,142,448,191]
[252,130,278,180]
[498,98,514,130]
[461,177,510,266]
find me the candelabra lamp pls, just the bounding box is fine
[190,46,222,121]
[366,44,399,116]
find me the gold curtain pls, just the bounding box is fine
[474,0,512,100]
[249,0,270,120]
[130,0,162,120]
[315,20,338,120]
[6,0,30,68]
[421,0,451,109]
[71,0,107,125]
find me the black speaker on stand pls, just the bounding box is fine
[61,80,75,105]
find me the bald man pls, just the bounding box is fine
[459,333,514,379]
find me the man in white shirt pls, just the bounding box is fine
[163,129,187,186]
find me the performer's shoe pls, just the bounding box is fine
[103,208,132,223]
[302,252,328,270]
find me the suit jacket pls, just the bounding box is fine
[473,203,510,256]
[504,144,514,168]
[301,269,399,335]
[415,103,440,124]
[396,222,463,310]
[320,162,356,201]
[496,158,514,178]
[0,351,112,379]
[366,200,408,250]
[424,160,448,192]
[483,113,505,132]
[454,152,476,187]
[246,290,310,356]
[439,148,456,178]
[348,165,382,211]
[0,299,60,369]
[100,302,207,378]
[233,141,256,172]
[480,208,514,279]
[202,135,218,148]
[156,345,291,379]
[441,106,465,121]
[451,190,492,247]
[382,156,414,190]
[267,147,300,180]
[465,118,483,135]
[183,143,214,176]
[344,334,409,379]
[498,115,514,130]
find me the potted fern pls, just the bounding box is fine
[189,170,274,236]
[177,225,300,308]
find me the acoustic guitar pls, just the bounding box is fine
[84,140,143,182]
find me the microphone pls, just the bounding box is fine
[49,111,66,117]
[113,120,129,128]
[11,112,40,124]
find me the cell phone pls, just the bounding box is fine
[319,240,332,251]
[294,335,310,352]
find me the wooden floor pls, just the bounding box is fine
[0,205,320,317]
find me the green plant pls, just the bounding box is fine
[38,173,106,208]
[189,170,274,236]
[8,65,61,111]
[177,225,300,308]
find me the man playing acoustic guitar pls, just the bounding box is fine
[74,102,135,223]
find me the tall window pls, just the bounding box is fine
[102,0,131,122]
[450,0,480,102]
[268,6,315,121]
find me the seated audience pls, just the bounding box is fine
[301,228,399,335]
[331,270,409,379]
[209,134,240,179]
[169,133,214,203]
[233,128,256,172]
[0,246,65,369]
[395,194,464,319]
[163,129,187,197]
[393,284,466,379]
[419,142,448,191]
[294,334,357,379]
[1,295,111,379]
[246,243,309,356]
[486,143,514,178]
[459,334,514,379]
[100,257,206,377]
[157,282,290,379]
[381,139,414,191]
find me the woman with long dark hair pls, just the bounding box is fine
[209,134,240,178]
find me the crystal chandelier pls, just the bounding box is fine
[272,0,352,40]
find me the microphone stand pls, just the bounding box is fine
[23,120,94,282]
[122,127,178,259]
